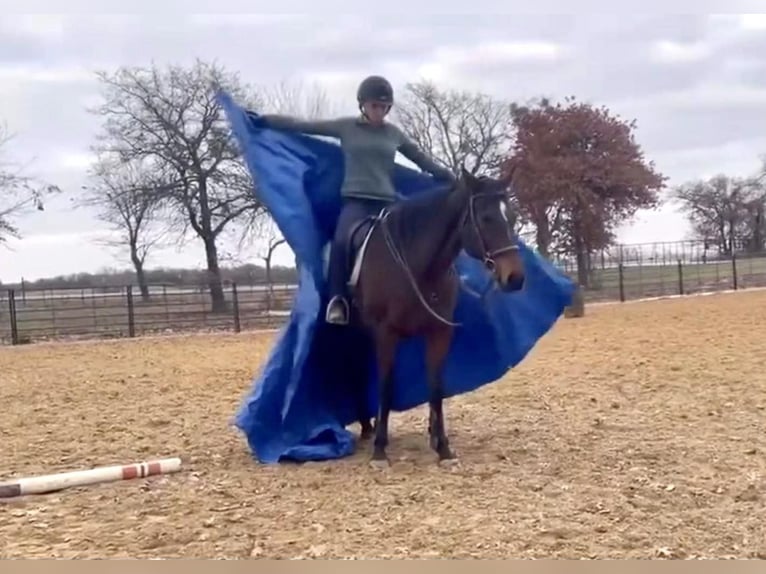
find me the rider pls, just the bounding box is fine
[259,75,455,325]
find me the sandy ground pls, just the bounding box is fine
[1,290,766,559]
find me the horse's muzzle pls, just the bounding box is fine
[491,248,525,293]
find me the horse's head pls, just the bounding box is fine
[457,165,525,292]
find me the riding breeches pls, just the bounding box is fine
[328,197,391,300]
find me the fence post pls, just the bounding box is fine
[677,260,684,295]
[126,285,136,338]
[618,264,625,302]
[8,289,19,345]
[732,254,738,290]
[231,282,241,333]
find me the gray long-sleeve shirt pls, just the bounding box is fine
[261,114,455,202]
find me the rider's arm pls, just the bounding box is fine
[395,129,456,183]
[260,115,349,138]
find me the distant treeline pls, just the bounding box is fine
[2,263,298,291]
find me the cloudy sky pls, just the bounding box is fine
[1,8,765,282]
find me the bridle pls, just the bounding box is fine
[379,181,521,329]
[464,188,521,273]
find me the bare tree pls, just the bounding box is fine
[214,78,336,273]
[742,182,766,252]
[80,155,175,301]
[748,162,766,251]
[673,174,764,254]
[89,59,264,312]
[0,123,60,243]
[392,80,516,176]
[253,215,288,306]
[259,79,341,120]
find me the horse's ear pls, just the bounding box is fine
[460,164,479,191]
[497,164,517,194]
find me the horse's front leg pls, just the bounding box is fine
[346,319,375,440]
[371,326,397,467]
[425,326,456,462]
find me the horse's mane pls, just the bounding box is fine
[386,182,461,246]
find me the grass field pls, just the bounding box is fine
[2,289,766,559]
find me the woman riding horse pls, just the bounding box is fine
[258,75,455,325]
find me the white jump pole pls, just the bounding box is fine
[0,457,182,499]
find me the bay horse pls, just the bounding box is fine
[339,165,525,467]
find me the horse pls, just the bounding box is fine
[338,165,525,467]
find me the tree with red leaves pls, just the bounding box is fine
[505,96,666,286]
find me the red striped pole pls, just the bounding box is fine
[0,457,182,499]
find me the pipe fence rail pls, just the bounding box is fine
[0,282,296,345]
[2,245,766,346]
[560,247,766,304]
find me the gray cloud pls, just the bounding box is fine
[1,10,765,280]
[0,32,53,65]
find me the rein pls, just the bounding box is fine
[380,210,462,327]
[379,187,520,329]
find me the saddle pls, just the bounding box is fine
[319,207,389,292]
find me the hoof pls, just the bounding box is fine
[438,458,460,469]
[369,458,390,470]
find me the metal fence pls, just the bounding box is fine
[555,240,766,303]
[2,241,766,346]
[0,282,296,345]
[575,254,766,303]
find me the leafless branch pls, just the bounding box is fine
[0,122,62,243]
[392,80,516,177]
[258,79,342,119]
[89,59,265,310]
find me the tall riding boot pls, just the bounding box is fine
[326,229,351,325]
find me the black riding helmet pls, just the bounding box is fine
[356,75,394,106]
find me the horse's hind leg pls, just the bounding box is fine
[425,327,456,462]
[357,371,374,440]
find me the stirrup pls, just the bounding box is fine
[325,296,350,325]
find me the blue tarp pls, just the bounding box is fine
[217,90,577,464]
